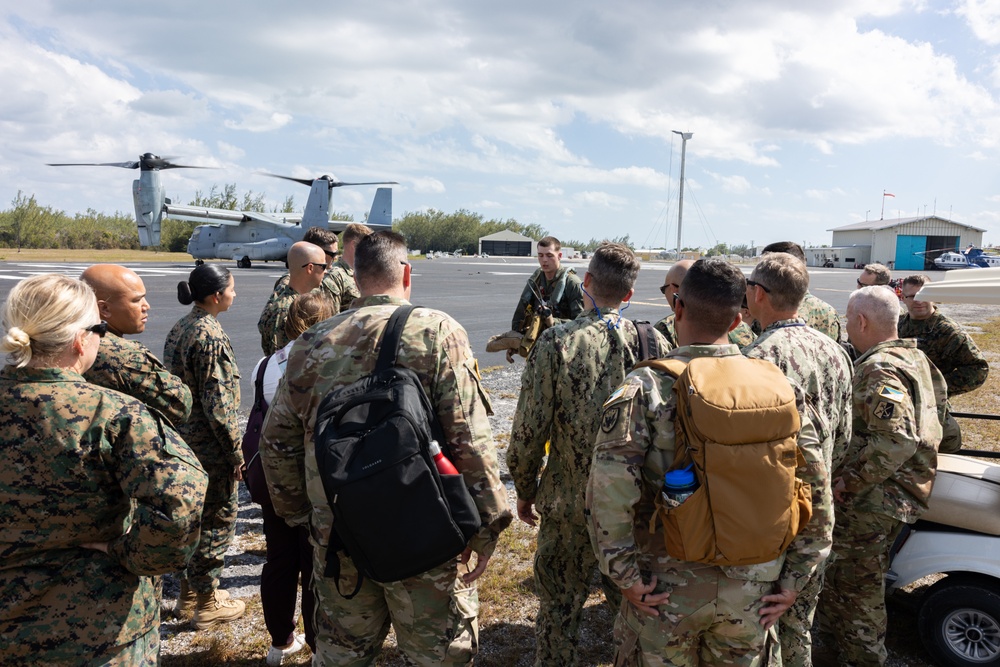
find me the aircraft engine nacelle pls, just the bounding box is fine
[218,237,293,262]
[133,172,166,247]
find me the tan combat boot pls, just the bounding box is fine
[190,589,246,630]
[172,579,197,621]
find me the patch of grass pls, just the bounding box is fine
[949,319,1000,453]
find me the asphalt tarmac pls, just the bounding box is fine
[0,256,859,408]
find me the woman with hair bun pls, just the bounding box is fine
[0,274,208,664]
[163,263,247,629]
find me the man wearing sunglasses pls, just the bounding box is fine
[742,252,852,666]
[654,259,755,350]
[258,242,330,355]
[81,264,192,428]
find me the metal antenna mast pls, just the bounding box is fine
[672,130,693,256]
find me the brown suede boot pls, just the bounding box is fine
[190,589,246,630]
[172,579,197,621]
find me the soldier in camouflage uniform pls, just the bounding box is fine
[510,236,585,329]
[508,243,668,666]
[755,242,842,343]
[654,260,755,349]
[587,259,830,667]
[81,264,192,427]
[743,252,852,667]
[0,274,207,665]
[898,274,988,396]
[164,264,247,629]
[324,222,373,312]
[817,286,946,667]
[259,231,512,666]
[258,241,328,355]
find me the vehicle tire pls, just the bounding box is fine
[919,578,1000,666]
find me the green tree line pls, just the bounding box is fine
[394,209,546,255]
[0,191,140,250]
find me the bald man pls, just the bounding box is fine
[654,259,756,349]
[81,264,192,427]
[257,242,329,355]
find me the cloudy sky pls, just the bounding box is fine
[3,1,1000,249]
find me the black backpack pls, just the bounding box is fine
[314,305,482,590]
[241,355,273,506]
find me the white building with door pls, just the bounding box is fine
[827,216,985,271]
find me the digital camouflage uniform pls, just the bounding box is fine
[164,306,243,595]
[817,339,945,667]
[274,268,345,310]
[0,366,207,665]
[898,308,988,396]
[259,295,512,666]
[511,267,585,331]
[508,309,669,666]
[258,282,298,356]
[749,292,841,343]
[654,313,755,350]
[587,344,830,667]
[84,332,192,428]
[743,318,853,667]
[325,258,361,312]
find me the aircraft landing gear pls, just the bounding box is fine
[195,259,205,266]
[237,256,252,268]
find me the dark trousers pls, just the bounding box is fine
[260,500,316,650]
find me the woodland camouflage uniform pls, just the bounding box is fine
[260,295,512,666]
[654,313,755,350]
[818,339,945,667]
[749,293,841,343]
[587,344,830,667]
[258,282,298,356]
[84,332,192,428]
[898,307,988,396]
[743,318,853,667]
[324,258,361,312]
[164,306,243,595]
[508,309,669,666]
[0,366,207,665]
[511,267,585,332]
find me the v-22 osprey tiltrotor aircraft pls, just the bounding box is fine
[49,153,397,267]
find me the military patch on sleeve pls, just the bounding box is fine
[877,385,904,402]
[603,382,638,408]
[874,401,895,420]
[601,406,621,433]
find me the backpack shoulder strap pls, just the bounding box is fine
[254,354,272,412]
[634,357,687,378]
[374,305,419,372]
[632,320,660,361]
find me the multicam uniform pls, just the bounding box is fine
[898,308,988,396]
[84,332,192,427]
[743,318,853,667]
[587,344,830,667]
[0,366,207,665]
[749,293,841,343]
[259,295,512,666]
[818,339,945,667]
[258,283,298,356]
[164,306,243,595]
[508,309,669,666]
[653,313,755,350]
[511,267,585,331]
[324,258,360,313]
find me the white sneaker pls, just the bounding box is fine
[266,634,307,666]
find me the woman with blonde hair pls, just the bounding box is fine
[246,291,335,665]
[0,274,207,664]
[163,263,247,629]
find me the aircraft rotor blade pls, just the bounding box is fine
[260,173,315,187]
[48,153,212,171]
[327,180,399,188]
[47,161,141,169]
[262,173,398,189]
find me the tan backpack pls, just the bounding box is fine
[640,355,813,566]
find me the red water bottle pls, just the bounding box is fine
[429,440,460,475]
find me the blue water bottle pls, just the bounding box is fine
[663,465,698,504]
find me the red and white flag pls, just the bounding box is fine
[883,191,895,197]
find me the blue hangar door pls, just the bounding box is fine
[895,235,927,271]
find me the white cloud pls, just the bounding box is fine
[956,0,1000,45]
[412,177,446,194]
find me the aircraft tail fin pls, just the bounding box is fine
[133,177,162,246]
[367,187,392,229]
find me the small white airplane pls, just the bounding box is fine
[49,153,396,267]
[933,246,1000,270]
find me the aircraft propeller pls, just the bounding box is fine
[47,152,212,171]
[262,173,398,189]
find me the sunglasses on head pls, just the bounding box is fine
[86,321,108,337]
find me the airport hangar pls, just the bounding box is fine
[804,216,985,271]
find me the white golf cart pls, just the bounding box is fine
[886,268,1000,666]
